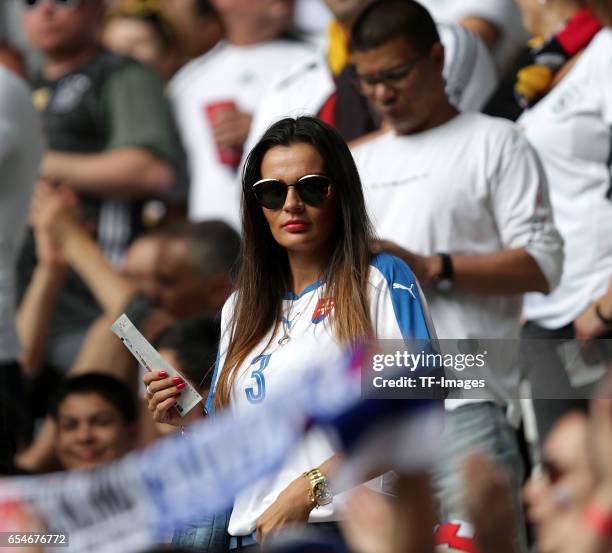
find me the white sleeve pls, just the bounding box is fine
[439,23,498,112]
[368,255,437,342]
[204,292,237,414]
[594,31,612,127]
[487,127,564,291]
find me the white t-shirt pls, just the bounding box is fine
[245,23,497,154]
[352,113,564,408]
[206,253,436,536]
[418,0,528,74]
[0,68,44,361]
[168,40,314,228]
[521,30,612,329]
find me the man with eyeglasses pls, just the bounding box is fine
[17,0,182,372]
[349,1,564,551]
[244,0,498,154]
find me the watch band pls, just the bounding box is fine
[437,253,454,281]
[304,467,332,507]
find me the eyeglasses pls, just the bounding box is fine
[20,0,85,9]
[355,58,422,91]
[252,174,332,210]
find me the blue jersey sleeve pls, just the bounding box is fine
[369,253,437,341]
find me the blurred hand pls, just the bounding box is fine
[143,370,186,427]
[340,486,394,553]
[574,302,611,340]
[210,107,252,150]
[255,475,314,545]
[29,181,78,267]
[462,453,518,553]
[371,239,441,287]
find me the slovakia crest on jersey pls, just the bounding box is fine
[312,297,335,324]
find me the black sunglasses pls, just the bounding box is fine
[252,174,332,210]
[20,0,84,9]
[355,58,422,90]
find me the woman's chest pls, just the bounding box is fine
[231,293,341,408]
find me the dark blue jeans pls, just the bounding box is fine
[171,509,231,552]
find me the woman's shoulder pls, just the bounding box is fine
[220,290,239,322]
[367,253,419,292]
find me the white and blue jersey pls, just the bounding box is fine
[206,253,436,536]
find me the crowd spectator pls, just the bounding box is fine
[168,0,314,227]
[144,116,440,550]
[103,2,181,82]
[517,0,612,443]
[160,0,223,64]
[15,181,238,473]
[48,373,137,471]
[17,0,183,372]
[21,182,239,380]
[245,0,497,153]
[349,0,564,549]
[523,411,595,553]
[0,56,44,475]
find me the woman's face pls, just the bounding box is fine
[258,143,338,257]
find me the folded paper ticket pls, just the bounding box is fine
[111,314,203,416]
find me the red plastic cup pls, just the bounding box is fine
[205,100,244,167]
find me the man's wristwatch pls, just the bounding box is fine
[304,468,333,508]
[433,253,454,293]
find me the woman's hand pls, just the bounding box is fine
[255,474,315,545]
[143,370,187,427]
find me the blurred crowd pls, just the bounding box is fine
[1,0,612,552]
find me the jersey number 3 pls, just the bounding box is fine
[245,354,272,404]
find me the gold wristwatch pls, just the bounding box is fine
[304,467,333,508]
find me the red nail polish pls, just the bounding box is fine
[174,392,181,397]
[172,376,183,384]
[176,382,186,390]
[158,371,168,378]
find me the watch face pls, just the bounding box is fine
[314,482,333,505]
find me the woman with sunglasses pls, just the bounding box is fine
[144,116,436,551]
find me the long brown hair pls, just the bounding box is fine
[214,117,374,409]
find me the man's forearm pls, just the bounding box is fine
[452,249,550,294]
[63,222,137,314]
[459,16,500,50]
[41,147,175,198]
[17,264,66,378]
